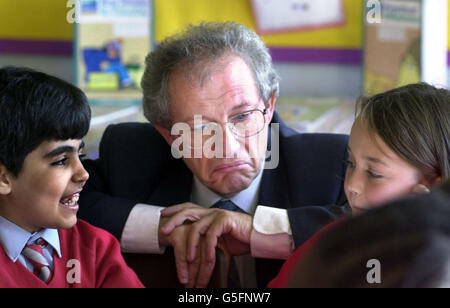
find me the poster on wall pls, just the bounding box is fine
[75,0,153,99]
[364,0,422,95]
[363,0,448,96]
[250,0,345,34]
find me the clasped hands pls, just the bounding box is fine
[156,184,431,288]
[158,203,253,288]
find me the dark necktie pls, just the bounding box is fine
[211,200,241,288]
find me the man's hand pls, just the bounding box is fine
[158,203,209,287]
[161,205,253,259]
[158,222,212,288]
[160,203,253,287]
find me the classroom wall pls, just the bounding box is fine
[0,0,448,97]
[155,0,363,48]
[152,0,366,97]
[0,0,72,41]
[0,54,362,97]
[0,54,73,82]
[0,0,73,80]
[0,0,448,49]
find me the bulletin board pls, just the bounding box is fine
[74,0,154,100]
[363,0,448,95]
[154,0,450,51]
[153,0,361,64]
[364,0,422,95]
[155,0,362,49]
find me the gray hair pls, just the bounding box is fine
[141,22,280,128]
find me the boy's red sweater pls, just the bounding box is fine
[0,219,144,288]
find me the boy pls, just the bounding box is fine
[0,67,144,288]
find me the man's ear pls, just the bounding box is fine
[0,164,12,195]
[264,92,277,124]
[154,124,174,147]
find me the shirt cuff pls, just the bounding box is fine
[250,206,294,260]
[120,204,166,254]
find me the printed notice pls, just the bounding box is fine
[251,0,345,34]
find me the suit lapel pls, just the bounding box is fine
[258,160,291,209]
[258,113,292,210]
[255,114,294,287]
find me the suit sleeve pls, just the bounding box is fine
[284,133,350,248]
[287,204,348,247]
[78,124,137,240]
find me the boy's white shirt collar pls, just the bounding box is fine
[0,215,61,262]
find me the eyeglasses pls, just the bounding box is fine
[171,108,268,153]
[190,108,267,139]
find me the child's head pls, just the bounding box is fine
[345,83,450,214]
[0,67,91,232]
[288,187,450,288]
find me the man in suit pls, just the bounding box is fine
[78,22,349,288]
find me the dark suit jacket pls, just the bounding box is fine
[78,113,349,287]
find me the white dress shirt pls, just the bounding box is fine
[120,164,295,285]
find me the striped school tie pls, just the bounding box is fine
[22,239,53,283]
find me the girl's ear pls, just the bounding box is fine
[0,164,12,195]
[420,175,442,189]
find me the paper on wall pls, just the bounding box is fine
[251,0,344,33]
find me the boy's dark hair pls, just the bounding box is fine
[288,189,450,288]
[356,83,450,183]
[0,67,91,176]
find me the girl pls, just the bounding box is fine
[269,83,450,287]
[287,181,450,288]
